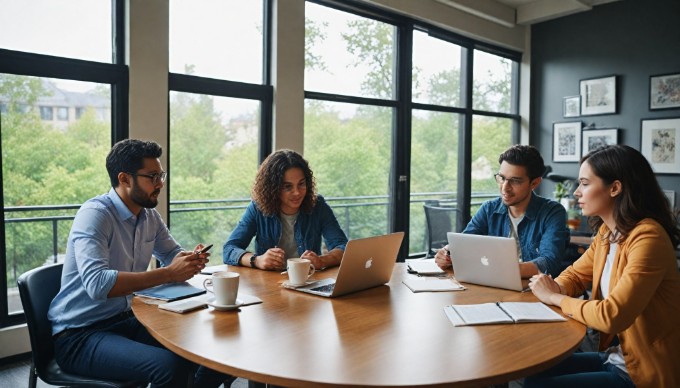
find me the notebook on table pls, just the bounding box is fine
[291,232,404,298]
[134,282,206,301]
[447,232,523,291]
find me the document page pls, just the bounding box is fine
[448,303,514,325]
[402,276,465,292]
[407,260,445,275]
[497,302,566,323]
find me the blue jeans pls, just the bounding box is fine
[54,315,232,388]
[524,352,636,388]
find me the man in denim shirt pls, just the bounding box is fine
[435,145,569,277]
[223,150,348,270]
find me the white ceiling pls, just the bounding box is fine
[435,0,621,27]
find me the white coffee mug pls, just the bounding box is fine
[203,271,239,305]
[287,258,315,286]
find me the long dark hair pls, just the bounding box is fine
[251,149,317,216]
[581,145,680,246]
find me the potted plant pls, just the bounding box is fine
[553,181,574,210]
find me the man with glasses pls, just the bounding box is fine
[435,145,570,277]
[48,139,232,387]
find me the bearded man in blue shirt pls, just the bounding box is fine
[48,139,232,387]
[435,145,570,278]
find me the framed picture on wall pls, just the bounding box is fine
[650,72,680,110]
[582,128,618,157]
[664,190,676,209]
[553,121,582,162]
[580,75,617,116]
[641,117,680,174]
[563,95,580,117]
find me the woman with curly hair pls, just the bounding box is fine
[222,149,348,271]
[525,145,680,388]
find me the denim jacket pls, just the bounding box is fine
[463,192,569,276]
[222,195,348,265]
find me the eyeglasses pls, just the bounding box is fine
[131,171,167,185]
[494,173,526,187]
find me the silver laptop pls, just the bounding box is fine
[293,232,404,298]
[447,232,523,291]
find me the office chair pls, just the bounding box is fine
[423,203,460,258]
[17,263,143,388]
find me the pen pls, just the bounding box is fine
[521,287,531,293]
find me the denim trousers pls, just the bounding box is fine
[524,352,636,388]
[54,315,232,388]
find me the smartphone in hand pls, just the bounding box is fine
[196,244,213,254]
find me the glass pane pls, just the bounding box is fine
[169,92,260,258]
[473,50,513,113]
[0,0,112,62]
[409,110,460,255]
[471,115,513,215]
[170,0,263,83]
[305,2,396,99]
[304,100,393,239]
[412,31,462,107]
[1,74,111,314]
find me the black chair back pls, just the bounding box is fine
[17,263,143,388]
[17,263,62,378]
[423,204,460,257]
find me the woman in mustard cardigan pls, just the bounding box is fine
[525,145,680,388]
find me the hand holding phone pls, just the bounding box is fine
[195,244,213,255]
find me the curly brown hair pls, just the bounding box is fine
[251,149,317,216]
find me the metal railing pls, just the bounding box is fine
[3,192,498,262]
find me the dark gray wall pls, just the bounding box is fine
[530,0,680,202]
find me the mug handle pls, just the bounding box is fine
[203,278,214,294]
[307,264,316,278]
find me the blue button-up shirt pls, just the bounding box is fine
[48,188,183,334]
[222,195,348,265]
[463,192,570,276]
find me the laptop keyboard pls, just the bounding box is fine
[310,283,335,293]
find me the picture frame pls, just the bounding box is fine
[581,128,618,157]
[664,190,676,209]
[563,95,580,117]
[580,75,617,116]
[650,72,680,110]
[553,121,582,162]
[641,117,680,174]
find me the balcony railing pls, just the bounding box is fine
[3,192,497,313]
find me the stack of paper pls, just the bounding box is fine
[402,276,465,292]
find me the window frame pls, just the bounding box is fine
[166,0,274,231]
[305,1,521,258]
[0,0,128,328]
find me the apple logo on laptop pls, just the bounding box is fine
[365,258,373,269]
[480,256,490,266]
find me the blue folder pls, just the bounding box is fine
[134,282,206,301]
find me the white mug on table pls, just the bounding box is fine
[203,271,239,305]
[287,258,315,286]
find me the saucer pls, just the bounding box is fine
[282,280,313,288]
[207,298,244,311]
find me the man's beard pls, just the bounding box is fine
[131,182,159,209]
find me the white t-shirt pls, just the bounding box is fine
[601,241,628,373]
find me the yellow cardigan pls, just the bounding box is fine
[557,219,680,388]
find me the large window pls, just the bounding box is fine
[0,1,126,327]
[168,0,272,259]
[304,2,397,244]
[305,1,520,257]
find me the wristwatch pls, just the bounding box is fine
[250,255,257,268]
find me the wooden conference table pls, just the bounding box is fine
[132,264,585,387]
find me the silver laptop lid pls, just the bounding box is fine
[297,231,404,297]
[447,232,523,291]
